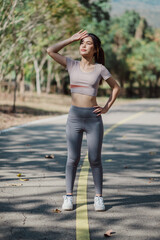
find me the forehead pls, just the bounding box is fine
[81,36,93,43]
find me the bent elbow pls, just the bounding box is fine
[116,85,121,95]
[118,85,121,92]
[118,87,121,95]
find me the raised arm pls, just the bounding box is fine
[46,29,88,68]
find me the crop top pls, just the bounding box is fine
[65,57,112,96]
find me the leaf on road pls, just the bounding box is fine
[19,178,29,181]
[52,208,61,213]
[148,177,154,183]
[104,229,116,237]
[105,159,113,162]
[6,183,23,186]
[124,165,128,169]
[45,154,54,159]
[149,151,156,155]
[149,177,154,180]
[17,173,22,177]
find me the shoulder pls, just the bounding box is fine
[95,62,105,70]
[99,64,112,80]
[95,63,108,72]
[65,57,78,71]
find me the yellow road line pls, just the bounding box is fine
[76,107,154,240]
[76,155,90,240]
[104,107,154,135]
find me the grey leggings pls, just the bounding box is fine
[65,105,104,195]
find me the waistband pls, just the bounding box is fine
[68,105,100,118]
[71,105,96,110]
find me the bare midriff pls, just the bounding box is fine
[71,93,97,108]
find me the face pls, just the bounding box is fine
[79,36,96,58]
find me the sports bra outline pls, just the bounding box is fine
[65,57,112,97]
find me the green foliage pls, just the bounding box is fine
[104,9,160,96]
[127,40,160,82]
[0,0,160,97]
[113,10,141,38]
[0,0,87,92]
[79,0,110,36]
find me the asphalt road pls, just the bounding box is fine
[0,99,160,240]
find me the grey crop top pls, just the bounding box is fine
[65,57,112,96]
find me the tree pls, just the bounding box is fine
[0,0,88,95]
[105,10,155,94]
[126,40,160,97]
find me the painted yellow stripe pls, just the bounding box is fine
[76,155,90,240]
[104,107,154,135]
[76,106,154,240]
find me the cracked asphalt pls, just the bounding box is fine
[0,99,160,240]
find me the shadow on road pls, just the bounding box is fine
[0,102,160,240]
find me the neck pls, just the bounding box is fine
[80,56,95,66]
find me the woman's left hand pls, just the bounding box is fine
[93,105,108,116]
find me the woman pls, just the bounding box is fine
[47,29,120,211]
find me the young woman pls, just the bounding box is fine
[47,29,120,211]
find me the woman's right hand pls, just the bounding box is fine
[70,29,88,42]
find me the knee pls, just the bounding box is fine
[89,155,102,168]
[66,157,80,168]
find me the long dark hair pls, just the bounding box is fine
[80,33,105,85]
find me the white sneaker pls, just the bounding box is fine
[94,196,105,211]
[62,195,73,211]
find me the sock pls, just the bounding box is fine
[66,194,73,197]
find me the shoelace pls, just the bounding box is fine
[64,195,73,202]
[95,196,104,205]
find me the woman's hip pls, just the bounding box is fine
[68,104,102,120]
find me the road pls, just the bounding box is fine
[0,99,160,240]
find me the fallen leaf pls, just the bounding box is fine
[122,135,126,139]
[19,178,29,181]
[149,151,156,155]
[52,208,61,213]
[148,177,155,183]
[149,178,154,181]
[45,154,54,159]
[6,183,23,186]
[104,229,116,237]
[105,159,112,162]
[17,173,22,177]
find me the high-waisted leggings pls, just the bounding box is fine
[65,105,104,195]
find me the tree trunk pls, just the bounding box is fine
[149,80,152,98]
[33,58,41,95]
[19,69,25,100]
[138,81,143,97]
[12,67,19,113]
[55,71,62,93]
[46,58,52,93]
[155,77,159,97]
[40,69,45,91]
[129,79,133,98]
[135,18,145,40]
